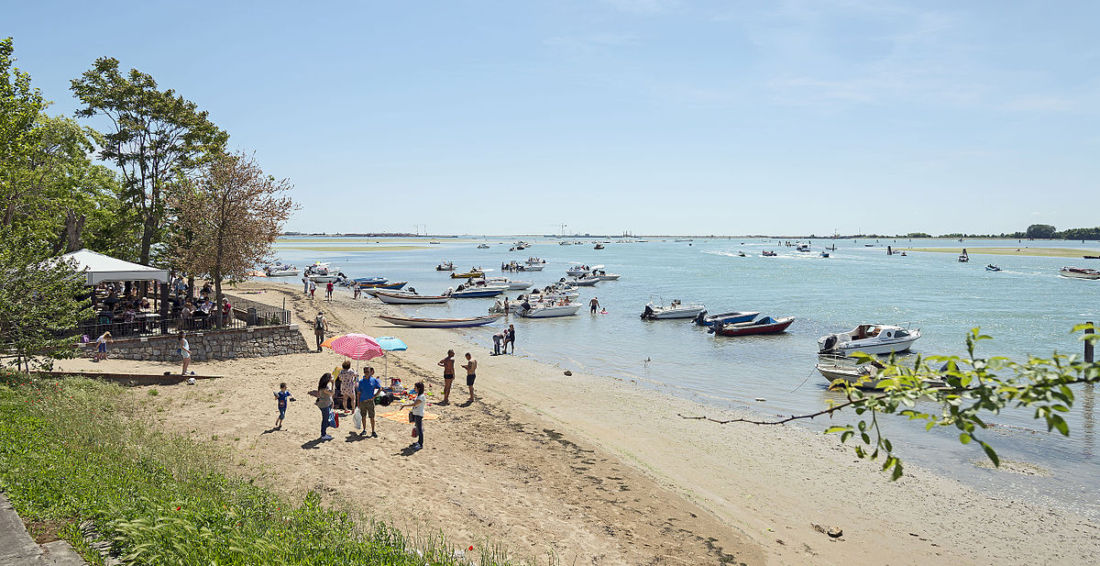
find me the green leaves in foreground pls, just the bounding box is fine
[823,326,1099,479]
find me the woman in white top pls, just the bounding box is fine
[403,381,426,450]
[178,331,191,375]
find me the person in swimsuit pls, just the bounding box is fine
[438,349,456,404]
[462,352,478,403]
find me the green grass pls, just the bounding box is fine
[0,373,507,565]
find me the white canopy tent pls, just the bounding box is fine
[60,248,170,286]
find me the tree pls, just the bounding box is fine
[1,37,45,225]
[682,327,1100,480]
[70,58,228,264]
[1025,224,1057,239]
[0,237,92,371]
[168,152,296,326]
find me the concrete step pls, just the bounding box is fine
[41,541,86,566]
[0,494,86,566]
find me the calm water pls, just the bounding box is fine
[272,237,1100,517]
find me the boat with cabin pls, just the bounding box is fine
[1060,266,1100,280]
[641,300,706,320]
[436,261,455,271]
[818,324,921,356]
[305,262,341,282]
[711,315,795,337]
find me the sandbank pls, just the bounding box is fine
[906,246,1100,258]
[57,282,1100,565]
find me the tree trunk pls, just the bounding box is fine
[139,212,156,265]
[214,275,223,329]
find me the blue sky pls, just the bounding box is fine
[7,0,1099,236]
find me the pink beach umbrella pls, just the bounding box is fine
[329,333,384,361]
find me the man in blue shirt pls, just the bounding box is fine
[356,367,383,437]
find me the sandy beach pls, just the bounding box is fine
[56,282,1100,565]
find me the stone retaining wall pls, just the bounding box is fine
[85,325,309,362]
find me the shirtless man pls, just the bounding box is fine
[438,349,456,404]
[462,352,478,403]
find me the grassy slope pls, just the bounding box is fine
[0,375,494,565]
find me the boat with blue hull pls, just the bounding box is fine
[693,311,760,327]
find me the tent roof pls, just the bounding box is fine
[60,249,170,285]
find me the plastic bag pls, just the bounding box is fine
[411,426,418,438]
[352,407,362,430]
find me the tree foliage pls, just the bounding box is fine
[683,327,1100,479]
[168,152,296,325]
[70,57,228,264]
[1025,223,1057,239]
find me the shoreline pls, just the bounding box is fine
[58,281,1100,565]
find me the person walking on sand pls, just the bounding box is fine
[311,373,335,440]
[325,280,334,301]
[438,349,456,404]
[309,280,317,299]
[462,352,478,403]
[505,324,516,354]
[178,331,192,375]
[94,331,112,362]
[313,311,327,352]
[356,366,382,437]
[402,381,426,450]
[274,382,295,429]
[589,296,600,314]
[302,275,309,294]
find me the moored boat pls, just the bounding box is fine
[641,300,706,320]
[711,315,794,336]
[762,251,777,257]
[378,314,502,328]
[818,324,921,356]
[448,284,508,298]
[591,269,621,280]
[264,263,299,277]
[436,261,455,271]
[1060,266,1100,280]
[451,269,486,279]
[374,290,450,304]
[570,275,600,286]
[483,276,532,290]
[594,243,605,250]
[305,262,341,282]
[477,243,490,249]
[693,310,760,327]
[517,302,582,318]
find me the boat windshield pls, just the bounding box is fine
[894,330,910,338]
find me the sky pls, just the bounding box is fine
[6,0,1099,236]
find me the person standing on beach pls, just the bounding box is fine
[178,331,192,375]
[589,296,600,314]
[402,381,426,450]
[337,360,357,410]
[312,373,335,440]
[505,324,516,354]
[325,280,334,301]
[94,331,112,362]
[438,350,456,404]
[302,275,309,294]
[274,382,295,429]
[462,352,478,403]
[309,280,317,299]
[356,366,382,437]
[492,332,503,356]
[314,311,327,352]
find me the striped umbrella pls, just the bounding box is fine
[328,334,384,361]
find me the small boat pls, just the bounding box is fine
[305,262,341,282]
[451,270,485,279]
[570,275,600,286]
[958,249,969,263]
[264,263,298,277]
[526,257,546,265]
[1084,255,1100,260]
[761,251,777,257]
[641,300,706,320]
[559,241,572,246]
[820,251,830,258]
[796,244,811,252]
[816,359,944,390]
[737,251,746,257]
[693,311,760,327]
[378,314,502,328]
[591,269,621,281]
[985,264,1001,272]
[436,261,455,271]
[818,324,921,356]
[357,280,407,290]
[1060,266,1100,280]
[477,243,490,249]
[353,276,388,285]
[594,243,605,250]
[448,284,508,298]
[429,241,441,245]
[711,316,795,336]
[374,290,450,304]
[517,302,582,318]
[483,277,532,290]
[566,265,593,277]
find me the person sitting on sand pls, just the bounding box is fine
[462,352,478,403]
[438,350,456,404]
[274,382,295,429]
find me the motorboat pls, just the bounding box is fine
[570,275,600,286]
[264,263,298,277]
[447,284,508,298]
[566,265,592,277]
[985,264,1001,272]
[958,249,969,263]
[526,257,546,265]
[451,269,485,279]
[818,324,921,356]
[477,243,490,249]
[358,280,407,290]
[521,264,544,271]
[641,300,706,320]
[591,269,620,281]
[559,241,572,246]
[353,276,388,286]
[374,290,450,304]
[737,251,746,257]
[796,244,811,252]
[820,251,830,258]
[1060,266,1100,280]
[517,302,582,318]
[436,261,455,271]
[693,310,760,327]
[711,316,794,336]
[594,243,605,250]
[378,314,502,328]
[305,262,341,282]
[761,251,777,257]
[816,359,944,390]
[483,276,532,290]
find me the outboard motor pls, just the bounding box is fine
[820,334,838,354]
[641,305,655,320]
[694,310,709,326]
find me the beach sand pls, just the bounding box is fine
[57,282,1100,565]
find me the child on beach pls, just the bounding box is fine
[94,331,112,361]
[336,361,358,410]
[274,383,295,428]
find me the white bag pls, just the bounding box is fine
[352,407,362,430]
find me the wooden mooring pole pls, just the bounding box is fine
[1086,321,1095,363]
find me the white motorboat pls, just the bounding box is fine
[641,300,706,320]
[522,264,544,271]
[570,275,600,286]
[374,290,450,304]
[526,257,546,265]
[566,265,591,277]
[796,243,811,252]
[305,262,340,282]
[477,243,490,249]
[591,269,621,281]
[818,324,921,356]
[264,263,298,277]
[517,302,582,318]
[1060,266,1100,280]
[448,284,509,298]
[816,359,943,390]
[483,276,532,290]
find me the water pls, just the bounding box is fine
[272,237,1100,517]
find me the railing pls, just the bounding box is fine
[74,298,292,341]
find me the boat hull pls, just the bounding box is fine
[518,304,582,318]
[828,336,919,356]
[374,291,449,304]
[643,305,707,320]
[265,269,299,277]
[1060,268,1100,280]
[378,314,503,328]
[713,316,794,336]
[450,287,508,298]
[308,275,339,283]
[451,272,485,279]
[694,311,759,327]
[357,281,407,290]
